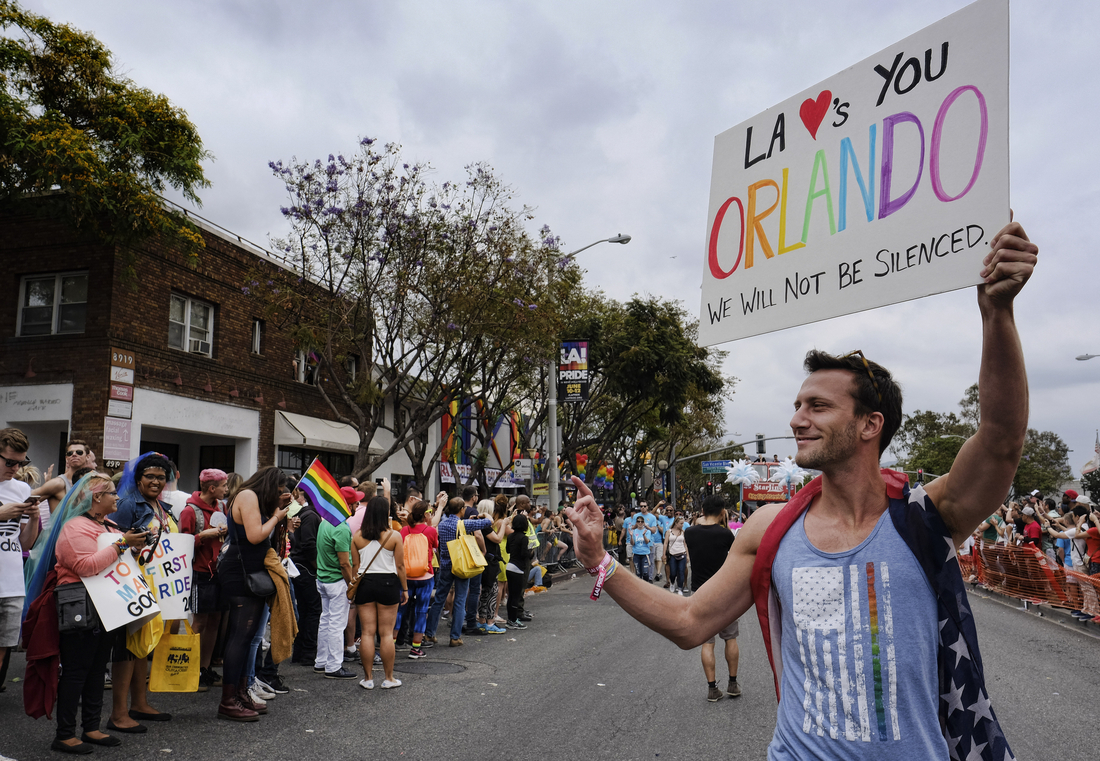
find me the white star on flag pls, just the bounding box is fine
[968,689,993,725]
[965,741,988,761]
[948,634,971,668]
[941,678,965,716]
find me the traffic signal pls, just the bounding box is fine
[917,468,924,484]
[706,481,713,495]
[756,434,766,455]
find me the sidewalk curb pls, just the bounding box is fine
[968,583,1100,640]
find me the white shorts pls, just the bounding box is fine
[0,596,24,648]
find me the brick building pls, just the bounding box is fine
[0,203,442,493]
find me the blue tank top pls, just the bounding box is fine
[768,508,949,760]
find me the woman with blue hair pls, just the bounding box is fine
[108,453,177,732]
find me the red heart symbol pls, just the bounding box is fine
[799,90,832,140]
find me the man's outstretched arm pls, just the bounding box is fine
[566,477,774,649]
[926,218,1037,545]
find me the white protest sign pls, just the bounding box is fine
[139,532,195,620]
[83,535,161,632]
[699,0,1008,345]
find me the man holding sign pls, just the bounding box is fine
[568,219,1036,760]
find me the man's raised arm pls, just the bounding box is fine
[926,219,1038,545]
[565,476,767,650]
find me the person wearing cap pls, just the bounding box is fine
[181,469,229,690]
[1060,489,1079,516]
[1019,505,1041,548]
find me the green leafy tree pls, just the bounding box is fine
[0,1,210,274]
[892,384,1071,494]
[1081,468,1100,500]
[1012,429,1072,497]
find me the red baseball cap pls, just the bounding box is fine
[1064,489,1078,500]
[340,486,365,505]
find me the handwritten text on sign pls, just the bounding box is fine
[141,533,195,620]
[84,535,162,632]
[698,0,1008,345]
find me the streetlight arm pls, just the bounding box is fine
[675,436,797,463]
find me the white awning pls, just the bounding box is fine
[275,411,374,454]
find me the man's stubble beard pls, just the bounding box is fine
[794,418,860,471]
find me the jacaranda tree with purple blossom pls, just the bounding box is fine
[251,138,572,481]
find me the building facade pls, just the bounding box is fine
[0,205,440,493]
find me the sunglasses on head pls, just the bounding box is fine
[841,349,883,405]
[67,449,85,457]
[2,455,30,468]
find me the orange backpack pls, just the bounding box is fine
[404,530,431,577]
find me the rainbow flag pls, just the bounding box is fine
[294,458,350,527]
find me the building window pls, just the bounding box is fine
[17,272,88,336]
[251,319,264,354]
[295,349,319,385]
[169,293,214,356]
[277,446,353,482]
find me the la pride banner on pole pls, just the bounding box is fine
[698,0,1008,346]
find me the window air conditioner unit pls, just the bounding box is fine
[189,339,211,355]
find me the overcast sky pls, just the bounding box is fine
[29,0,1100,479]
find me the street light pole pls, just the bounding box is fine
[547,234,630,513]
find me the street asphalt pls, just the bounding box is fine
[1,575,1097,760]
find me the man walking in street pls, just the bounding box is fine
[566,220,1038,760]
[684,494,739,702]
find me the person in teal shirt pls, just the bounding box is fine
[628,516,653,581]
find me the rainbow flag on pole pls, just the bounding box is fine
[294,458,350,527]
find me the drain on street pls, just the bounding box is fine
[393,661,466,675]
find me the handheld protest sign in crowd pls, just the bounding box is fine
[699,0,1009,345]
[83,533,162,632]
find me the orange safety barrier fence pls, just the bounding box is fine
[961,541,1100,619]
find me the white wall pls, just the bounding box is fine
[0,383,73,477]
[131,388,259,486]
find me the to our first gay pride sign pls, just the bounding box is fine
[698,0,1008,345]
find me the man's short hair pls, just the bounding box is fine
[0,428,29,453]
[445,497,467,516]
[461,485,478,502]
[803,350,903,456]
[66,439,89,453]
[406,485,422,500]
[338,475,358,488]
[702,494,726,516]
[515,495,531,510]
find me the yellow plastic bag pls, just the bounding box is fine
[126,612,164,658]
[448,520,487,579]
[149,621,200,692]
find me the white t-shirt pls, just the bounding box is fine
[0,478,32,598]
[164,489,191,522]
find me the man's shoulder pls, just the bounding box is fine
[0,478,31,501]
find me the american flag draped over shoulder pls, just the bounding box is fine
[751,471,1015,761]
[889,482,1014,761]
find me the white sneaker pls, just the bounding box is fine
[250,680,276,700]
[380,678,402,689]
[677,589,684,596]
[252,678,277,698]
[248,685,269,708]
[359,678,374,690]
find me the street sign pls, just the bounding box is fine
[701,460,731,474]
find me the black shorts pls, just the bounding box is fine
[354,573,401,606]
